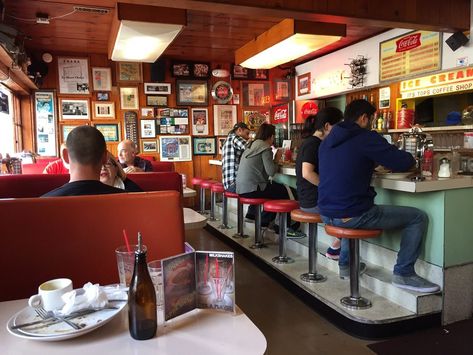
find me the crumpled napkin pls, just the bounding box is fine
[58,282,127,316]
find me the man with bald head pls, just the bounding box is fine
[42,126,124,196]
[117,139,153,173]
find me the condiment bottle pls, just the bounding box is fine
[128,233,157,340]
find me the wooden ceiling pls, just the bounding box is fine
[2,0,470,66]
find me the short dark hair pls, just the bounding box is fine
[301,107,344,138]
[66,126,106,166]
[231,122,249,133]
[255,123,275,141]
[344,99,376,122]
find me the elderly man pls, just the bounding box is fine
[42,126,124,196]
[117,139,153,173]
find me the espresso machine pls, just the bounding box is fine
[396,127,434,179]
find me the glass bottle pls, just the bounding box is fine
[128,233,157,340]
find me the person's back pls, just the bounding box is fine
[221,122,250,192]
[43,158,69,174]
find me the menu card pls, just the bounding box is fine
[162,250,235,321]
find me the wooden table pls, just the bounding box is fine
[1,299,267,355]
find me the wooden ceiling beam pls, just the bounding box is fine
[130,0,469,32]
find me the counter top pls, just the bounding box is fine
[209,159,222,166]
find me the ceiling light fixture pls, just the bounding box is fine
[235,19,346,69]
[108,3,186,63]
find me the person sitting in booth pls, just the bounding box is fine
[100,151,142,192]
[318,99,440,293]
[117,139,153,173]
[42,126,125,197]
[43,143,69,174]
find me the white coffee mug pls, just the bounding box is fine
[28,278,73,311]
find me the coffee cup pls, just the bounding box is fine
[28,278,73,311]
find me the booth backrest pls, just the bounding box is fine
[0,174,70,198]
[150,161,175,172]
[0,172,182,198]
[0,191,185,301]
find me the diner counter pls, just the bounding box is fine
[1,299,267,355]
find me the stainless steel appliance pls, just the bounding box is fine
[396,127,434,179]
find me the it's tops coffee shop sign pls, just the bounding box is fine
[400,67,473,98]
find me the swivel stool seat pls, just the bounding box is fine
[324,225,381,309]
[238,197,269,248]
[264,200,299,264]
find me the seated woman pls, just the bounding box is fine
[295,107,343,259]
[100,152,142,192]
[236,123,294,228]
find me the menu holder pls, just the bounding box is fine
[162,250,235,321]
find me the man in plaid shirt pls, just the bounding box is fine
[222,122,250,192]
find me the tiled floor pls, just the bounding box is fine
[186,228,375,355]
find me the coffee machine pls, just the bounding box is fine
[396,127,434,178]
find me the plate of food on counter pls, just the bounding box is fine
[374,166,413,180]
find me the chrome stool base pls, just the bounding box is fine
[340,296,372,310]
[232,233,249,239]
[218,224,233,229]
[272,256,294,264]
[300,272,326,283]
[250,242,266,249]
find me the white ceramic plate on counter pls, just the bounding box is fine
[377,172,412,180]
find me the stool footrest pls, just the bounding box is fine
[300,273,326,283]
[340,296,372,310]
[272,256,294,264]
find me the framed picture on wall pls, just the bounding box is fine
[297,72,311,96]
[57,57,90,94]
[142,139,158,152]
[61,124,87,143]
[59,98,90,120]
[119,87,139,110]
[193,136,216,155]
[213,105,237,136]
[241,82,270,107]
[34,91,58,156]
[274,79,291,101]
[117,62,142,83]
[140,119,156,138]
[191,108,209,135]
[243,109,270,131]
[218,136,226,155]
[160,135,192,162]
[176,80,208,106]
[91,67,112,91]
[144,82,171,95]
[93,101,115,119]
[96,92,110,101]
[146,95,168,106]
[95,123,120,142]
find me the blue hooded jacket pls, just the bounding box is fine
[318,121,415,218]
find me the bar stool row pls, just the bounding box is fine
[191,177,381,310]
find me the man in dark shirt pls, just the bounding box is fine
[42,126,125,197]
[117,139,153,173]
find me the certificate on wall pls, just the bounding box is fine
[34,91,57,156]
[57,57,90,94]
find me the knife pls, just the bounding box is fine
[11,306,118,330]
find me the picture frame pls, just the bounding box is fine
[140,119,156,138]
[160,135,192,162]
[297,72,311,96]
[61,124,87,143]
[144,82,171,95]
[93,101,115,119]
[57,57,90,94]
[274,79,291,101]
[142,139,158,152]
[120,87,139,110]
[91,67,112,91]
[59,98,90,120]
[146,95,168,107]
[243,109,270,131]
[176,80,208,106]
[141,107,155,118]
[218,136,226,155]
[116,62,142,83]
[34,90,57,156]
[172,62,191,77]
[231,64,249,79]
[253,69,269,80]
[241,81,270,107]
[192,63,210,78]
[95,123,120,142]
[171,62,210,79]
[213,105,237,136]
[96,92,110,101]
[193,136,217,156]
[191,108,209,135]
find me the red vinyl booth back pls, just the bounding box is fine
[150,161,175,172]
[128,172,183,195]
[0,191,185,301]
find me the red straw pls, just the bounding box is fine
[122,229,131,252]
[215,258,219,278]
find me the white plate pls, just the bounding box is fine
[377,172,412,180]
[6,301,126,341]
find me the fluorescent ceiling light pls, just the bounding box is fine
[109,3,186,63]
[235,19,345,69]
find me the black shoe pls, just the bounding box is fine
[290,221,300,231]
[245,214,255,221]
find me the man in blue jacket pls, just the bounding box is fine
[318,99,439,293]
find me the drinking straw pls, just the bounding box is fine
[122,229,131,252]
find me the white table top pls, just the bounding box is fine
[1,299,266,355]
[183,187,197,198]
[183,208,207,230]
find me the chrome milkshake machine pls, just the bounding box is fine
[396,127,434,179]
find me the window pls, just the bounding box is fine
[0,87,14,156]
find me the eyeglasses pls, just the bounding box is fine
[104,159,117,168]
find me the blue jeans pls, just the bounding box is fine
[321,205,428,276]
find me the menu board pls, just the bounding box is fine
[379,31,441,82]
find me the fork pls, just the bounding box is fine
[35,307,82,330]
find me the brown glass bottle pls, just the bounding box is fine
[128,234,157,340]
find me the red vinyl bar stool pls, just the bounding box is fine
[209,183,224,221]
[290,209,326,283]
[239,197,269,248]
[325,225,381,310]
[264,200,299,264]
[199,180,218,215]
[219,191,238,230]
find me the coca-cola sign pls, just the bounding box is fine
[396,33,421,52]
[272,104,289,123]
[301,101,318,120]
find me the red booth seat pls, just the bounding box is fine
[0,191,185,301]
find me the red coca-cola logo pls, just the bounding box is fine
[301,101,318,120]
[273,105,288,123]
[396,33,421,52]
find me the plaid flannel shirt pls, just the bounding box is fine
[222,133,248,190]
